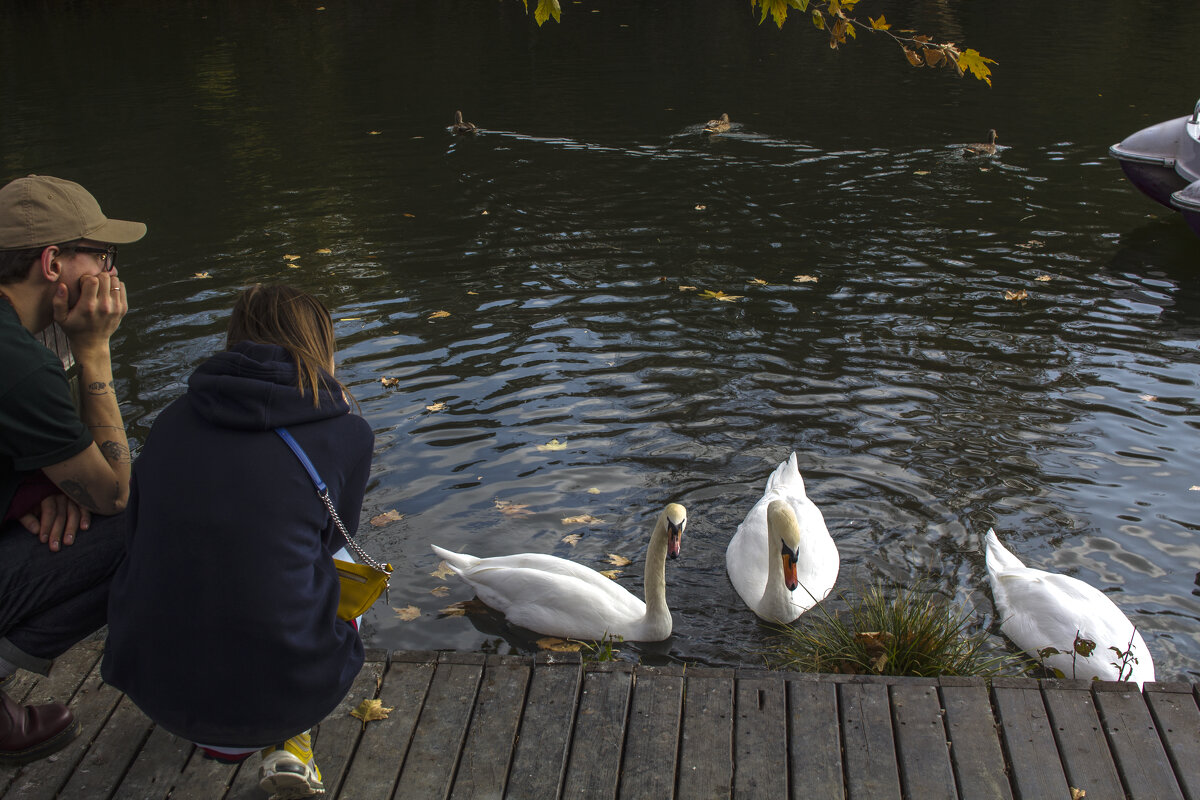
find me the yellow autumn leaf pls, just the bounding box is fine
[749,278,768,286]
[194,272,210,279]
[393,605,420,621]
[350,698,393,724]
[338,317,361,321]
[694,204,707,211]
[869,14,889,29]
[561,533,582,546]
[467,289,479,295]
[283,254,301,261]
[698,290,744,302]
[429,310,450,319]
[495,499,533,517]
[536,438,568,451]
[1190,486,1200,491]
[430,585,450,597]
[679,285,699,292]
[1139,394,1157,402]
[606,553,632,566]
[430,561,455,580]
[1036,274,1052,282]
[368,130,382,135]
[957,48,997,86]
[599,569,622,580]
[793,275,818,283]
[380,376,400,387]
[439,602,469,617]
[533,0,561,25]
[914,170,930,176]
[370,509,404,527]
[562,514,604,525]
[426,402,447,412]
[1004,289,1028,301]
[587,487,601,494]
[537,637,581,652]
[316,247,332,254]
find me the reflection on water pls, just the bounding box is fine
[4,0,1199,678]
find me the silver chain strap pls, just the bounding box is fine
[320,490,392,575]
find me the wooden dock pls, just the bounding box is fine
[2,640,1198,799]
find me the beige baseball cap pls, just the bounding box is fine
[0,174,147,250]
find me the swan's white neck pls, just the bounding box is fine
[641,513,671,628]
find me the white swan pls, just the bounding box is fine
[431,503,686,642]
[985,529,1156,686]
[726,453,839,623]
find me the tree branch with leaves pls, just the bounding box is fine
[521,0,996,86]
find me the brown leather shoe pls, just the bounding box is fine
[0,689,79,766]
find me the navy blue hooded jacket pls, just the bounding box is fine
[101,341,373,746]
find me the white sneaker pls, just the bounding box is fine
[258,731,324,799]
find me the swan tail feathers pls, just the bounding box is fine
[984,529,1026,573]
[765,451,805,497]
[431,544,479,572]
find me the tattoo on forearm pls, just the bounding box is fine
[99,440,131,464]
[59,479,98,511]
[86,381,114,395]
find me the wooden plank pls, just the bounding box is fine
[676,667,733,800]
[562,663,633,799]
[889,682,956,800]
[337,651,437,799]
[1041,683,1124,800]
[56,694,154,799]
[395,654,485,800]
[838,680,901,800]
[991,679,1070,800]
[110,724,192,799]
[165,749,241,800]
[787,676,844,800]
[1145,686,1200,800]
[505,654,584,800]
[3,656,123,800]
[732,671,787,798]
[938,680,1013,800]
[449,655,530,800]
[617,666,683,800]
[1092,684,1185,800]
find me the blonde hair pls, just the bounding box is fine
[226,284,353,408]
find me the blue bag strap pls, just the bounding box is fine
[276,427,326,494]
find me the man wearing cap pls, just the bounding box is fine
[0,174,146,765]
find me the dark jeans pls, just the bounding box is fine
[0,513,125,675]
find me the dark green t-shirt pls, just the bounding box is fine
[0,300,92,518]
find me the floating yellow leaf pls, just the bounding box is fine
[914,170,930,176]
[561,533,582,546]
[480,210,489,215]
[562,514,604,525]
[587,487,600,494]
[429,310,450,319]
[403,213,415,218]
[698,290,743,302]
[1140,394,1157,402]
[426,402,447,412]
[694,204,707,211]
[370,509,404,527]
[793,275,818,283]
[1004,289,1028,301]
[679,285,698,292]
[380,376,400,387]
[749,278,768,286]
[194,272,210,279]
[283,254,301,261]
[439,602,469,617]
[393,605,420,621]
[467,289,479,295]
[599,569,622,580]
[537,637,582,652]
[350,698,393,724]
[536,438,568,452]
[606,553,632,566]
[368,130,382,135]
[495,499,532,517]
[316,248,332,254]
[430,561,455,580]
[1036,274,1052,282]
[1190,485,1200,491]
[430,585,450,597]
[338,317,361,321]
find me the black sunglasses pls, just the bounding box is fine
[61,244,118,272]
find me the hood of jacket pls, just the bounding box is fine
[186,341,349,431]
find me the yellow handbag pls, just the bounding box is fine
[277,428,392,620]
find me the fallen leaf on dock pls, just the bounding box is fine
[350,698,393,724]
[537,637,582,652]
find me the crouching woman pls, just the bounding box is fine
[102,284,374,798]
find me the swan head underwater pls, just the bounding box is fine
[767,500,801,592]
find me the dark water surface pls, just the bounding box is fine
[4,1,1199,677]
